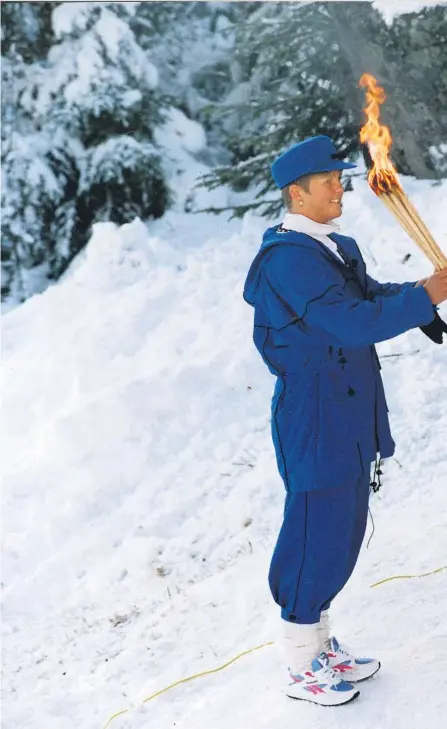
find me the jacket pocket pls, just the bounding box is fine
[316,370,360,478]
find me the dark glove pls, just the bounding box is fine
[419,311,447,344]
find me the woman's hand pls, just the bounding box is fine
[423,268,447,305]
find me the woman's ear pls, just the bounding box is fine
[289,183,302,204]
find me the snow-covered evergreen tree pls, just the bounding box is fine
[1,2,73,301]
[388,4,447,175]
[199,2,364,218]
[131,1,249,155]
[2,1,170,302]
[2,1,446,302]
[201,1,447,218]
[1,123,80,301]
[1,1,59,63]
[322,1,446,179]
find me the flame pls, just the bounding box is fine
[358,73,402,194]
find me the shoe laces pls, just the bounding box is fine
[315,653,344,685]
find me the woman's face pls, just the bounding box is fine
[294,170,345,223]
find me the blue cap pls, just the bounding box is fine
[271,135,357,189]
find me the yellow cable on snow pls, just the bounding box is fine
[103,709,128,729]
[102,564,446,729]
[142,641,275,702]
[102,642,274,729]
[370,565,446,588]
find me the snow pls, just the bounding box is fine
[52,2,93,37]
[373,0,446,24]
[153,106,227,214]
[154,107,207,156]
[6,132,61,201]
[45,3,158,118]
[2,159,447,729]
[52,2,139,40]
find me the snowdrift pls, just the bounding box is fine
[2,176,447,729]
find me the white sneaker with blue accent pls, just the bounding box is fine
[326,636,381,682]
[286,652,360,706]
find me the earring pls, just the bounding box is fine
[299,201,304,207]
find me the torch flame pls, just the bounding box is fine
[358,73,447,269]
[359,73,402,194]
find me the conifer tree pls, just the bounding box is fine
[2,2,170,302]
[201,1,447,218]
[388,4,447,175]
[200,2,364,218]
[131,1,246,149]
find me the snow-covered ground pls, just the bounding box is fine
[2,158,447,729]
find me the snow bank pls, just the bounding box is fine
[2,173,447,729]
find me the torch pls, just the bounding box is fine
[358,73,447,271]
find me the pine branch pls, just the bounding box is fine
[192,199,273,217]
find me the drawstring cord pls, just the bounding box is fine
[370,455,383,493]
[367,455,383,548]
[367,505,375,549]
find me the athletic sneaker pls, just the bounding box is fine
[286,652,360,706]
[327,636,381,682]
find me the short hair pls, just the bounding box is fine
[281,173,313,210]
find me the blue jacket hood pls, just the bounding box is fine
[243,225,319,307]
[242,225,369,332]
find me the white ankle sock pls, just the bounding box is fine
[317,609,331,653]
[281,620,321,673]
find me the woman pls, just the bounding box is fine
[243,135,447,706]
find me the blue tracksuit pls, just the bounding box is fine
[243,225,435,622]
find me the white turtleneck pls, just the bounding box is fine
[282,213,346,264]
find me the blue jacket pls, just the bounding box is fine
[243,225,435,492]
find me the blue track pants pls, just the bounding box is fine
[268,473,370,624]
